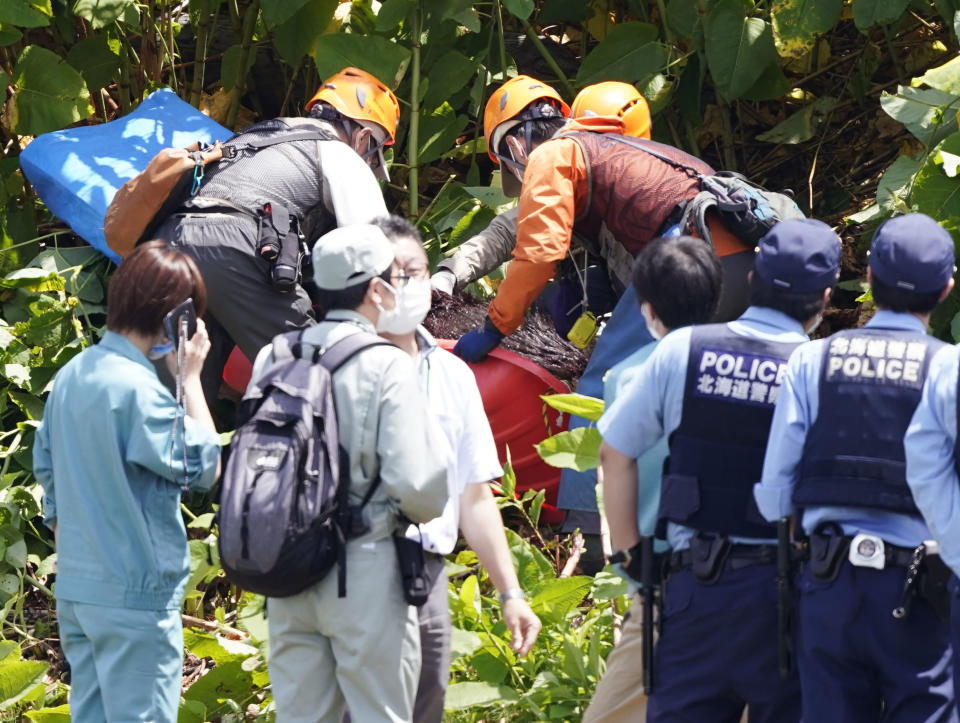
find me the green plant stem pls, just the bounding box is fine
[656,0,674,45]
[180,503,198,521]
[226,0,260,129]
[495,0,509,75]
[408,1,422,217]
[521,18,575,99]
[415,174,455,225]
[883,26,906,87]
[117,32,133,113]
[189,3,213,107]
[24,575,53,600]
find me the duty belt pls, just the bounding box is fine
[670,542,777,580]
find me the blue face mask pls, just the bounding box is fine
[148,339,174,360]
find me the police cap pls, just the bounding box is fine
[868,213,955,293]
[312,224,395,290]
[754,218,842,293]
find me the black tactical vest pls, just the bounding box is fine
[658,323,801,539]
[795,327,944,515]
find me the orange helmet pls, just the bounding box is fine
[306,67,400,144]
[571,81,651,139]
[483,75,570,163]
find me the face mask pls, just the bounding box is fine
[376,278,432,335]
[640,302,664,341]
[805,313,823,336]
[148,338,174,360]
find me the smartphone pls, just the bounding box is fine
[162,298,197,344]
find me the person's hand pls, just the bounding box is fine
[453,319,503,362]
[165,318,211,379]
[431,269,456,295]
[503,598,541,657]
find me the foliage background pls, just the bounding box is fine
[1,0,960,719]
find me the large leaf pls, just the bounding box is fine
[73,0,136,29]
[375,0,412,30]
[418,105,469,166]
[220,44,256,92]
[540,0,594,24]
[756,96,837,144]
[667,0,699,39]
[311,34,410,90]
[0,659,47,707]
[529,575,592,624]
[876,154,924,212]
[445,681,519,710]
[911,133,960,220]
[422,51,476,111]
[9,46,92,136]
[23,705,71,723]
[183,660,252,711]
[0,0,50,28]
[852,0,910,30]
[502,0,534,20]
[918,54,960,97]
[540,392,604,422]
[66,33,121,90]
[535,426,602,472]
[505,528,554,591]
[771,0,843,59]
[274,0,339,66]
[449,626,485,662]
[576,22,667,88]
[880,86,960,148]
[261,0,310,26]
[704,1,778,101]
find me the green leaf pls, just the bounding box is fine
[311,34,410,91]
[24,704,71,722]
[176,699,207,723]
[187,512,215,529]
[771,0,843,59]
[0,27,22,48]
[540,0,593,24]
[375,0,412,30]
[505,528,554,590]
[447,205,497,250]
[418,104,469,166]
[529,575,592,624]
[422,51,477,111]
[220,44,256,93]
[667,0,699,39]
[502,0,534,20]
[237,594,269,645]
[535,426,602,472]
[880,85,960,147]
[9,46,92,136]
[912,133,960,220]
[591,567,630,601]
[918,54,960,96]
[876,154,924,212]
[852,0,910,30]
[704,0,778,101]
[183,660,252,710]
[0,659,47,707]
[450,626,485,662]
[66,33,121,90]
[73,0,136,29]
[444,681,519,710]
[740,62,792,101]
[8,391,43,421]
[4,537,26,570]
[273,0,339,66]
[261,0,310,26]
[576,22,667,88]
[0,0,49,27]
[458,574,480,620]
[540,392,604,422]
[755,96,837,144]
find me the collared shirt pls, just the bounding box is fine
[249,311,449,543]
[408,327,502,555]
[600,306,807,550]
[905,343,960,575]
[32,331,221,609]
[755,310,934,547]
[603,341,669,552]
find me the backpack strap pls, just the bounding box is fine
[221,129,339,159]
[603,134,707,181]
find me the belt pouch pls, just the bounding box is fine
[809,533,849,582]
[393,535,430,607]
[691,533,730,585]
[919,554,952,624]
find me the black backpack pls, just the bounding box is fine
[609,135,806,245]
[218,329,392,598]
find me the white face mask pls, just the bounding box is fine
[805,313,823,336]
[640,302,665,341]
[376,278,432,334]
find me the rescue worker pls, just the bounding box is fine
[154,67,399,400]
[599,219,840,721]
[756,212,957,721]
[248,224,449,723]
[373,215,541,722]
[452,75,752,522]
[584,234,723,723]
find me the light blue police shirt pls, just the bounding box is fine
[603,341,670,557]
[600,306,805,551]
[32,331,221,610]
[755,310,935,548]
[905,343,960,575]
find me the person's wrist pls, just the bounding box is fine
[499,587,526,605]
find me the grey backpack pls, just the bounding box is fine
[218,329,391,598]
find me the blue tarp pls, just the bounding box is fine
[20,88,231,264]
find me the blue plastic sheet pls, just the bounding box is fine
[20,88,231,264]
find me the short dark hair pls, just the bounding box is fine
[373,215,421,243]
[871,276,943,314]
[632,236,722,330]
[749,275,828,322]
[315,266,393,312]
[107,240,207,335]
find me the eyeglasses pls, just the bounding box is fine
[391,266,428,288]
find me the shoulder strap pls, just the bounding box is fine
[224,129,339,158]
[603,134,706,180]
[271,329,304,362]
[318,331,395,374]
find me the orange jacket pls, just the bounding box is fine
[487,117,746,335]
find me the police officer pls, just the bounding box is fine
[756,212,957,721]
[598,218,839,721]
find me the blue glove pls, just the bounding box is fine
[453,319,504,362]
